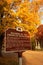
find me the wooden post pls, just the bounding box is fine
[18,52,22,65]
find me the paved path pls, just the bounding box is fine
[22,51,43,65]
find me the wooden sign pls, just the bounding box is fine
[4,28,31,53]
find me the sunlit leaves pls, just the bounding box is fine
[16,0,40,37]
[0,0,41,37]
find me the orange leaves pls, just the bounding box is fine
[0,0,41,37]
[6,0,13,4]
[35,25,43,40]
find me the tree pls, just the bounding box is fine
[0,0,18,56]
[0,0,9,56]
[0,0,42,55]
[0,0,18,33]
[5,0,41,37]
[35,25,43,48]
[16,0,40,37]
[0,0,9,32]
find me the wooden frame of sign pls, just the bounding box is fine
[3,28,31,53]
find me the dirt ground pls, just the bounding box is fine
[0,50,43,65]
[22,50,43,65]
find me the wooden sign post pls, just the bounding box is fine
[3,28,31,65]
[18,52,22,65]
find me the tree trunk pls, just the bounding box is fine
[0,33,4,57]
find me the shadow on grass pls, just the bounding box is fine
[0,61,18,65]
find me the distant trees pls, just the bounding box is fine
[35,25,43,48]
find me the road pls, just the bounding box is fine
[22,51,43,65]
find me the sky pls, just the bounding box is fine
[30,0,32,2]
[41,20,43,24]
[38,6,43,24]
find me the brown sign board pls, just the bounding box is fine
[4,28,31,53]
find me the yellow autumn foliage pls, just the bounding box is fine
[0,0,41,37]
[16,0,40,36]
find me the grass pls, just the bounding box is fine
[0,53,18,65]
[0,61,18,65]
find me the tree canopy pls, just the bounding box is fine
[0,0,42,37]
